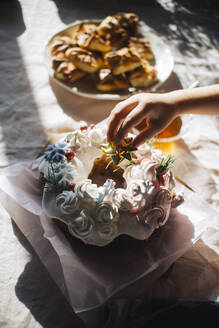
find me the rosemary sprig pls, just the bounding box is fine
[157,154,175,176]
[44,164,64,193]
[47,164,58,186]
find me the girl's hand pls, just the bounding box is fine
[107,93,178,147]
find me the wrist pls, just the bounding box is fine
[164,89,190,116]
[160,92,181,117]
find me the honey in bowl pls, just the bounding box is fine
[157,116,182,139]
[135,116,182,140]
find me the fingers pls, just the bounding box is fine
[107,96,140,143]
[133,124,161,147]
[115,102,147,144]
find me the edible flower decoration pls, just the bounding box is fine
[44,142,70,163]
[99,138,137,169]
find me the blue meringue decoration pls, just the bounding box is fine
[44,142,69,163]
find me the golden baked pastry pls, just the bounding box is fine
[76,31,111,52]
[97,69,129,91]
[129,60,157,87]
[128,37,155,64]
[117,12,139,35]
[72,23,111,53]
[97,13,138,47]
[50,36,76,61]
[66,47,103,73]
[53,61,86,83]
[49,13,158,91]
[104,47,141,75]
[74,23,97,35]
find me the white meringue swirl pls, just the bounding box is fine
[75,179,99,205]
[143,207,165,229]
[88,128,106,147]
[96,201,119,224]
[112,188,133,211]
[155,188,172,207]
[98,222,118,240]
[66,130,89,152]
[96,179,116,204]
[68,210,94,238]
[123,158,158,184]
[56,191,80,214]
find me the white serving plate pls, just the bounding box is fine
[45,19,174,100]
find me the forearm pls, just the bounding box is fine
[166,85,219,116]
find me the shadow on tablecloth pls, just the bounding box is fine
[13,221,84,328]
[0,0,47,166]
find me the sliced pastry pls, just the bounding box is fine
[75,31,111,53]
[104,47,141,75]
[75,23,97,34]
[60,22,97,41]
[128,37,155,64]
[96,68,129,91]
[115,12,139,35]
[129,61,157,88]
[54,61,86,83]
[66,47,103,73]
[97,13,138,45]
[71,22,111,52]
[50,36,76,61]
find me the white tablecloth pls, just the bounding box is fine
[0,1,219,327]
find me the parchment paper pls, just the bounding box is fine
[0,159,217,313]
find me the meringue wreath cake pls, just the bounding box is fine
[50,12,158,92]
[39,125,184,247]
